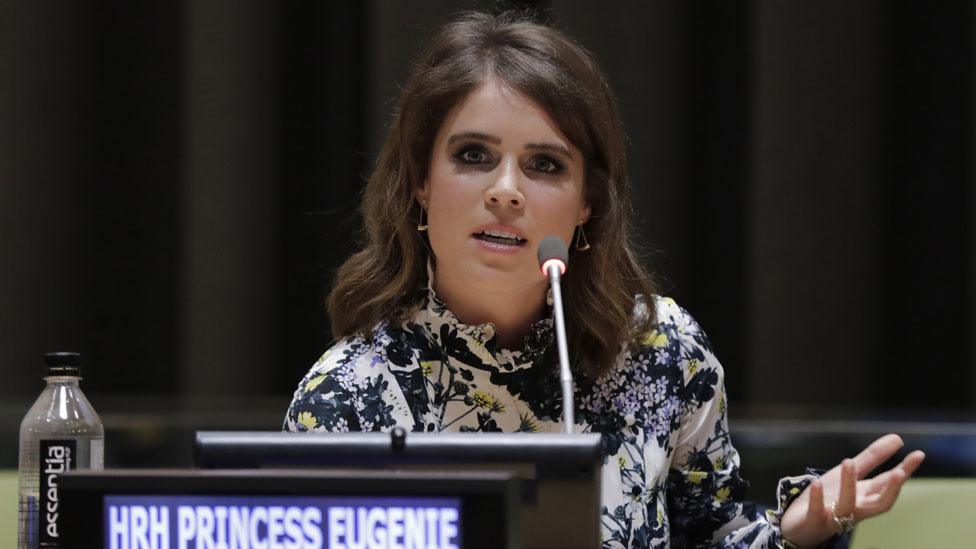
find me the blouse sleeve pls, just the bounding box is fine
[662,301,791,548]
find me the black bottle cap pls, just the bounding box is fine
[45,352,81,376]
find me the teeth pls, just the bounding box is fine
[480,229,523,241]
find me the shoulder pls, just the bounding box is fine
[637,296,725,403]
[649,295,713,345]
[300,332,377,388]
[295,317,428,383]
[610,295,724,391]
[637,295,717,363]
[581,296,725,440]
[283,334,372,430]
[284,324,404,431]
[284,319,436,433]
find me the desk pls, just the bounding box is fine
[1,470,17,547]
[851,478,976,549]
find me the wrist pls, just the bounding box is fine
[781,536,801,549]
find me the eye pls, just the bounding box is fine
[454,145,490,164]
[529,155,563,175]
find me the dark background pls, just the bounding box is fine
[2,0,974,501]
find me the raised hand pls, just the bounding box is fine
[780,434,926,548]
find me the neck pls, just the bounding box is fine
[433,269,548,350]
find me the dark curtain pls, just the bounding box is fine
[1,1,973,467]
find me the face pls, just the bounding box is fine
[417,80,591,300]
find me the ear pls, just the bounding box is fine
[416,181,430,205]
[578,201,592,224]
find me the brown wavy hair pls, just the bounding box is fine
[328,10,657,378]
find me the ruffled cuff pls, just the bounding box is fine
[767,469,848,549]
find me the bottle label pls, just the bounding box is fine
[39,439,76,547]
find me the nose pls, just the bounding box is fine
[484,159,524,209]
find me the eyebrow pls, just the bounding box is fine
[447,131,501,146]
[446,131,573,159]
[525,142,573,159]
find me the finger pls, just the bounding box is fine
[834,459,857,519]
[861,469,898,497]
[875,468,907,509]
[898,450,926,477]
[851,434,904,479]
[860,449,925,497]
[807,478,826,522]
[859,468,907,518]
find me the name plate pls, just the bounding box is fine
[105,494,461,549]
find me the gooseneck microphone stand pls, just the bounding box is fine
[538,236,574,434]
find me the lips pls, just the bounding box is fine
[472,225,527,247]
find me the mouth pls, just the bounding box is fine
[472,228,527,247]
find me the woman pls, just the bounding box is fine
[285,11,924,548]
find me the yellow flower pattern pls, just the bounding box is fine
[687,471,708,484]
[283,293,820,547]
[471,391,504,412]
[297,411,317,430]
[304,374,326,392]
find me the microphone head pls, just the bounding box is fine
[537,236,569,275]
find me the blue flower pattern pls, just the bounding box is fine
[285,292,814,548]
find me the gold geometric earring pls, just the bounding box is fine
[574,221,591,251]
[417,201,429,231]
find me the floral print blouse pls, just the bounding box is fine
[284,289,813,548]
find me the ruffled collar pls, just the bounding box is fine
[413,262,554,369]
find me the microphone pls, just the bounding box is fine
[537,236,575,434]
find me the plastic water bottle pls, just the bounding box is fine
[18,352,104,548]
